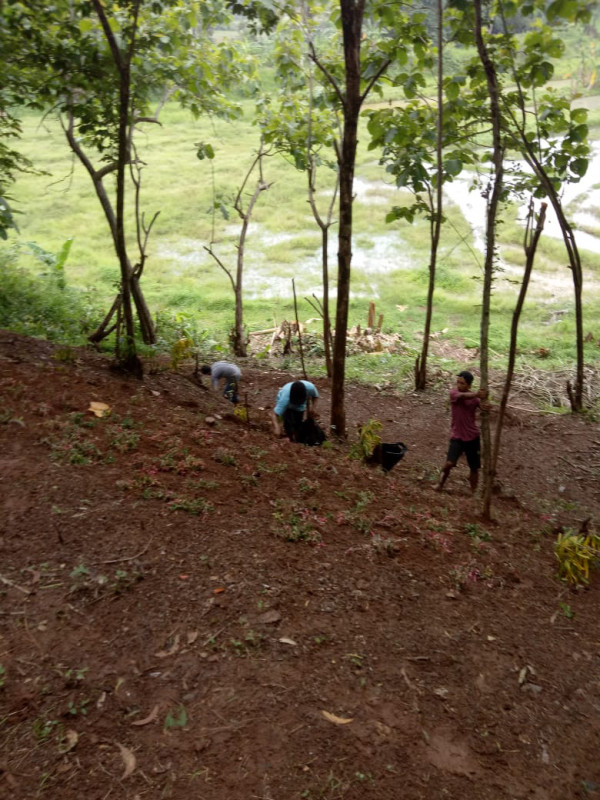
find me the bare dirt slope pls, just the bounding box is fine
[1,330,599,800]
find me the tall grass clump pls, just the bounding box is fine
[0,243,100,343]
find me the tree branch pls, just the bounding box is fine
[91,0,124,74]
[308,41,345,110]
[204,245,236,293]
[359,58,391,105]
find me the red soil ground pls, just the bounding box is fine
[1,329,599,800]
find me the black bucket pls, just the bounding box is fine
[370,442,408,472]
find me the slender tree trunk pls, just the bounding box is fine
[292,278,307,379]
[305,49,338,380]
[233,214,249,357]
[115,57,138,366]
[491,202,547,481]
[517,146,584,411]
[474,0,504,520]
[416,0,444,391]
[307,160,338,379]
[330,0,364,437]
[131,273,155,344]
[88,0,154,355]
[232,177,268,357]
[321,226,333,377]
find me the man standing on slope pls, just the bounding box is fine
[435,370,489,494]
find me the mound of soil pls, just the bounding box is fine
[1,330,599,800]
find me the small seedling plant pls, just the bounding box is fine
[554,528,600,585]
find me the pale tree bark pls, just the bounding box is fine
[498,7,585,411]
[415,0,444,391]
[474,0,504,520]
[205,141,271,358]
[306,152,339,379]
[512,140,584,412]
[490,201,547,492]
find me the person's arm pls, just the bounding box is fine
[270,410,282,437]
[307,396,319,419]
[208,366,220,390]
[452,388,487,403]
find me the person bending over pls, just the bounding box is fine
[270,379,319,441]
[201,361,241,405]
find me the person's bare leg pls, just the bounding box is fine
[469,469,479,494]
[435,461,455,491]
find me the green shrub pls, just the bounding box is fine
[0,244,98,343]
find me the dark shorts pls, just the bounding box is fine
[282,407,304,440]
[447,436,481,470]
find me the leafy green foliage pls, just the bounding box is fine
[350,419,382,461]
[0,246,99,342]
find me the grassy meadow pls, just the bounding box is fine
[3,79,600,393]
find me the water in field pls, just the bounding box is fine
[158,151,600,300]
[443,145,600,257]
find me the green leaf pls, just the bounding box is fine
[196,142,215,161]
[570,108,588,124]
[446,81,459,101]
[55,238,73,271]
[570,123,589,143]
[164,705,187,729]
[444,158,463,177]
[569,157,588,177]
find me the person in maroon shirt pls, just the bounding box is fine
[435,370,489,494]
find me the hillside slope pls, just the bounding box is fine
[1,330,599,800]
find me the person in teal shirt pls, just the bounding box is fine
[270,380,319,440]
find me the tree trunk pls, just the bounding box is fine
[330,0,365,438]
[518,146,584,411]
[87,0,154,356]
[131,273,155,344]
[232,228,247,358]
[491,202,547,481]
[415,0,444,391]
[474,0,504,520]
[321,225,333,377]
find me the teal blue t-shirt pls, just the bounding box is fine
[274,381,318,417]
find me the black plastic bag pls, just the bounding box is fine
[370,442,407,472]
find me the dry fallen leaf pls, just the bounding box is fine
[155,633,180,658]
[58,729,79,753]
[187,630,199,645]
[131,705,159,727]
[88,401,111,418]
[116,742,136,779]
[258,610,282,625]
[321,710,354,725]
[278,637,297,646]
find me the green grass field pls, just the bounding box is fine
[3,82,600,390]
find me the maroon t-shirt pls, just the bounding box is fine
[449,389,480,441]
